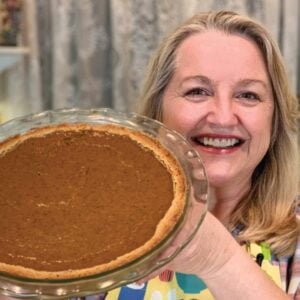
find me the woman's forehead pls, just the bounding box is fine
[173,31,271,87]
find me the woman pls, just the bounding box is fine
[105,10,299,299]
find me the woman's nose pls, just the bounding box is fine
[206,97,238,127]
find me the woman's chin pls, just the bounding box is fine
[206,172,236,189]
[205,166,232,188]
[208,178,230,189]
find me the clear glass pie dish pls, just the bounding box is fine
[0,108,209,299]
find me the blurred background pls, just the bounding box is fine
[0,0,299,123]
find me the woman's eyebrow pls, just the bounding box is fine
[179,76,269,91]
[237,78,269,89]
[180,75,212,86]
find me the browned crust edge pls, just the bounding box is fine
[0,123,187,280]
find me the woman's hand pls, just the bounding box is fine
[150,212,290,299]
[162,212,238,277]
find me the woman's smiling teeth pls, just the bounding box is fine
[193,137,241,148]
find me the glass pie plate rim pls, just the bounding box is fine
[0,108,209,299]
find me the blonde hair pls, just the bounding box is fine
[138,11,299,256]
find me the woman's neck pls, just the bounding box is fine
[209,180,251,226]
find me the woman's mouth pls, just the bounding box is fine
[191,136,244,149]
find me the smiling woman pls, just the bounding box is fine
[120,10,299,300]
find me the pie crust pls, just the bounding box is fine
[0,123,186,280]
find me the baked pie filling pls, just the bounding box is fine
[0,124,186,280]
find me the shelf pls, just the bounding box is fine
[0,46,30,73]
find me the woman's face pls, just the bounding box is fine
[162,31,274,189]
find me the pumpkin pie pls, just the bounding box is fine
[0,123,186,280]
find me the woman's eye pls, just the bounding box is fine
[237,92,260,101]
[183,88,210,101]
